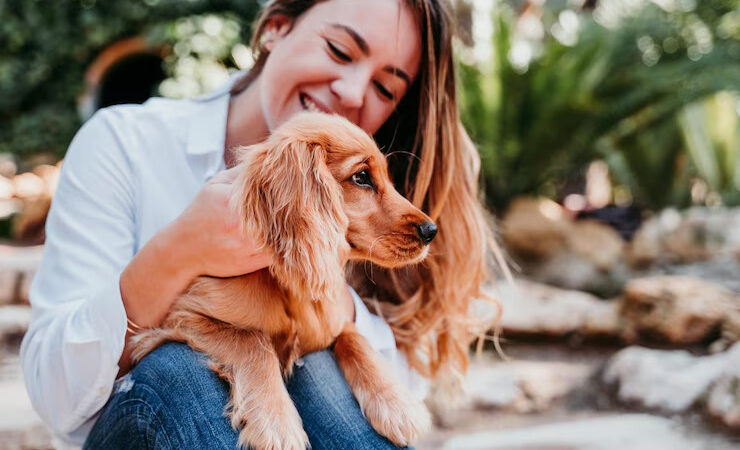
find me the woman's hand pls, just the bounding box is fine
[118,165,273,376]
[173,165,273,278]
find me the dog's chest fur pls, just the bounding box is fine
[174,269,346,370]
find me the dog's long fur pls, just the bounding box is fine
[131,113,434,450]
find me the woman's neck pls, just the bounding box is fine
[224,76,270,168]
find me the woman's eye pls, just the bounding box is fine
[327,40,351,62]
[374,81,394,101]
[351,170,374,188]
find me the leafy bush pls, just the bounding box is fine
[0,0,259,161]
[459,0,740,212]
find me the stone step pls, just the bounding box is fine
[0,304,52,449]
[0,305,30,346]
[437,414,740,450]
[0,350,51,450]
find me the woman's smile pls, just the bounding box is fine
[227,0,422,149]
[299,93,332,114]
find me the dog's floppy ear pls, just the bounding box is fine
[230,138,349,303]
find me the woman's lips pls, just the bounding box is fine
[300,93,331,114]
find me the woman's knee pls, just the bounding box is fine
[85,342,237,449]
[286,350,408,450]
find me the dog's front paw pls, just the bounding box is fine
[231,398,309,450]
[359,386,431,447]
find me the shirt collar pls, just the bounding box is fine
[185,71,245,156]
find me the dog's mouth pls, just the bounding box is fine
[348,232,430,268]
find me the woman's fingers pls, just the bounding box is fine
[245,251,275,273]
[209,164,242,185]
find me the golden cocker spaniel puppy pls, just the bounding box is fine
[131,112,436,450]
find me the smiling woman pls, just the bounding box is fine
[20,0,499,449]
[225,0,422,158]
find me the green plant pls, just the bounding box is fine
[0,0,260,161]
[459,0,740,212]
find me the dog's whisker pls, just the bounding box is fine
[364,235,390,285]
[384,150,421,163]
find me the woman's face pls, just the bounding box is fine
[258,0,422,136]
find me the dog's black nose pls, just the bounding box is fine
[416,221,438,244]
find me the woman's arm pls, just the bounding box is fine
[20,109,140,436]
[117,166,273,376]
[19,109,272,437]
[116,220,196,377]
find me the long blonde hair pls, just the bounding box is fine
[234,0,501,384]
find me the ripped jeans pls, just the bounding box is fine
[83,342,408,450]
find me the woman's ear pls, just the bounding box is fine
[231,138,350,305]
[262,14,293,51]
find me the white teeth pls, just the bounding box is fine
[302,96,321,112]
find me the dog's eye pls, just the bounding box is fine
[351,170,374,188]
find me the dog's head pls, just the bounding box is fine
[232,112,436,302]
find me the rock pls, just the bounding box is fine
[627,208,740,268]
[0,270,20,306]
[0,245,43,272]
[0,305,31,344]
[501,197,569,260]
[603,344,740,413]
[0,153,17,179]
[621,276,738,344]
[31,164,60,197]
[0,351,52,450]
[11,173,45,199]
[627,215,663,268]
[493,279,621,338]
[641,255,740,297]
[567,219,625,272]
[529,250,629,297]
[8,164,60,244]
[501,198,625,270]
[16,270,34,306]
[0,198,22,221]
[501,197,628,295]
[704,342,740,429]
[721,311,740,346]
[462,358,594,414]
[707,374,740,429]
[12,195,51,244]
[0,175,13,200]
[0,245,42,306]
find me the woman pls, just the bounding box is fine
[20,0,497,448]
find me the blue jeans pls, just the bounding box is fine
[84,342,407,449]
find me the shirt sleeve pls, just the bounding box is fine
[349,286,429,400]
[20,108,136,436]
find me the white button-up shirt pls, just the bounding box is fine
[20,76,424,449]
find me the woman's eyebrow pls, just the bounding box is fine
[329,23,411,86]
[329,23,369,54]
[383,66,410,85]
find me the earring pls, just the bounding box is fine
[263,32,275,52]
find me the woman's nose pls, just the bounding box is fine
[331,72,367,110]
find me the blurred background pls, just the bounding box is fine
[1,0,738,448]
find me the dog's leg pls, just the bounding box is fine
[212,328,308,450]
[334,322,431,447]
[135,312,308,450]
[129,327,180,363]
